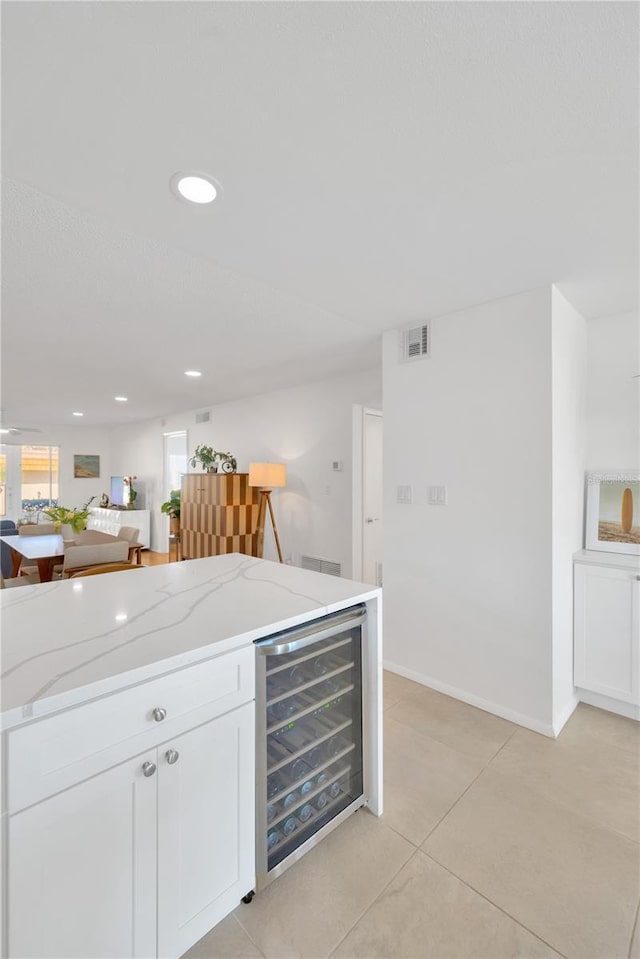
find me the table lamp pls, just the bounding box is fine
[249,462,287,562]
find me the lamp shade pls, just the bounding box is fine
[249,462,287,488]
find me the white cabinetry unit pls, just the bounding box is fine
[574,551,640,715]
[88,507,151,547]
[9,753,157,959]
[5,648,255,959]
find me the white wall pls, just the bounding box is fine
[586,310,639,470]
[551,288,587,732]
[383,288,556,733]
[2,425,111,518]
[110,368,382,569]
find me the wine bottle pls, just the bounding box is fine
[283,792,297,810]
[267,803,277,822]
[329,781,341,799]
[282,816,297,836]
[298,803,313,823]
[267,829,281,849]
[315,791,329,810]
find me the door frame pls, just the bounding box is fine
[351,406,382,582]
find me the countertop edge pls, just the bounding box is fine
[1,588,381,732]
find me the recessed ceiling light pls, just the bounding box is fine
[114,396,128,402]
[72,411,84,417]
[184,370,202,377]
[171,173,219,205]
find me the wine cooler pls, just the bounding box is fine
[254,604,367,888]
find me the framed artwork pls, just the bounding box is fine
[585,471,640,555]
[74,454,100,479]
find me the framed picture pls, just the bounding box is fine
[585,471,640,555]
[74,454,100,479]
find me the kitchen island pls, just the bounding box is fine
[0,554,382,958]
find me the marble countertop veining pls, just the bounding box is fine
[0,554,380,730]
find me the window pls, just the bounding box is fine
[164,432,188,499]
[0,444,59,520]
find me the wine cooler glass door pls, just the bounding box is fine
[255,605,366,883]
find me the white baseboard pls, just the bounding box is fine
[552,695,580,737]
[383,660,557,738]
[576,688,640,721]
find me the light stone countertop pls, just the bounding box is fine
[0,554,380,730]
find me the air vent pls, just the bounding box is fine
[195,410,211,424]
[300,555,342,577]
[400,323,430,362]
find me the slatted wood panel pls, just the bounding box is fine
[181,473,260,560]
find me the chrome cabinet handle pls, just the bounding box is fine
[152,707,167,722]
[165,749,179,765]
[142,761,157,777]
[365,517,380,524]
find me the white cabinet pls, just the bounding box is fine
[158,704,255,958]
[88,507,151,547]
[574,557,640,706]
[5,652,256,959]
[9,752,157,958]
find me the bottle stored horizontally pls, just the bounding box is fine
[282,816,297,837]
[282,792,297,810]
[267,829,281,849]
[298,803,313,823]
[315,791,329,810]
[329,781,341,799]
[267,803,277,822]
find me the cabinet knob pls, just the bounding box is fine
[142,761,157,777]
[152,707,167,722]
[165,749,180,765]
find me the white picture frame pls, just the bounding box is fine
[585,471,640,555]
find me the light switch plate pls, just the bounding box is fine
[428,485,447,505]
[397,485,413,504]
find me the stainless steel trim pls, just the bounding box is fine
[255,607,366,656]
[256,797,366,891]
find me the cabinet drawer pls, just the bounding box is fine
[8,644,254,812]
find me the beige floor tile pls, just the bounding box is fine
[182,914,264,959]
[383,670,426,710]
[490,725,640,842]
[383,717,484,845]
[424,768,640,958]
[386,685,515,763]
[630,908,640,959]
[559,703,640,759]
[332,849,562,958]
[234,810,413,958]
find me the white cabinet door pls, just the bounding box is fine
[8,752,157,958]
[157,702,255,959]
[574,563,640,704]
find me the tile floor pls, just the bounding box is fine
[184,672,639,959]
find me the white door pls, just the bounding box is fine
[9,753,157,958]
[157,702,255,959]
[362,410,383,586]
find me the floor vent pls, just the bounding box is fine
[195,410,211,424]
[400,323,430,362]
[301,555,342,577]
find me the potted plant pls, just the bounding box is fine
[161,490,181,535]
[189,444,218,472]
[43,496,96,538]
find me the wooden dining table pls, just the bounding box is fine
[0,530,142,583]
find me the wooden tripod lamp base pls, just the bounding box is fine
[249,463,287,563]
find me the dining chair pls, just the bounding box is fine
[0,572,34,589]
[18,523,57,536]
[69,563,143,578]
[1,521,19,579]
[117,526,143,564]
[61,541,129,577]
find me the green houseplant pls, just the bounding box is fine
[161,490,181,534]
[43,496,96,534]
[189,446,237,473]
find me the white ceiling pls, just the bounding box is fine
[1,1,638,427]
